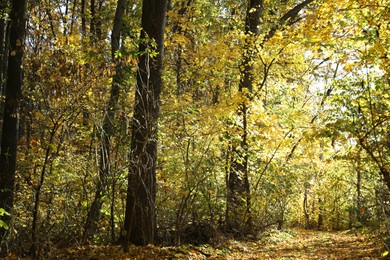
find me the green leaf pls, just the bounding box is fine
[0,208,10,217]
[0,208,10,230]
[0,220,9,230]
[114,49,122,59]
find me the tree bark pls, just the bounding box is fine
[90,0,103,40]
[226,0,317,235]
[81,0,86,36]
[90,0,96,36]
[226,0,263,235]
[317,198,323,230]
[358,138,390,192]
[356,163,362,223]
[303,185,310,229]
[123,0,168,249]
[171,0,194,96]
[380,167,390,192]
[82,0,127,243]
[0,0,27,255]
[0,0,8,98]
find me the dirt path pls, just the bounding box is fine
[4,229,385,259]
[216,229,384,259]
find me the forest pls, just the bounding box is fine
[0,0,389,259]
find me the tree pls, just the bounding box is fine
[0,0,8,98]
[83,0,127,243]
[0,0,27,255]
[226,0,263,234]
[321,0,390,192]
[226,0,316,235]
[123,0,168,248]
[328,74,390,192]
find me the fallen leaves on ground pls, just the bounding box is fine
[4,229,385,259]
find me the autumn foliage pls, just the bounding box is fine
[0,0,389,258]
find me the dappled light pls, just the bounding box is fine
[0,0,389,258]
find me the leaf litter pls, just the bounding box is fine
[4,229,384,259]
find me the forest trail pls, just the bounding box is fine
[221,229,384,259]
[6,229,384,259]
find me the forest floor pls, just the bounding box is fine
[4,229,386,259]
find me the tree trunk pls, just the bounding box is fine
[0,0,7,97]
[0,0,9,129]
[123,0,168,249]
[303,185,310,229]
[171,0,193,96]
[356,165,362,223]
[81,0,86,36]
[90,0,96,36]
[226,0,263,235]
[317,197,323,230]
[90,0,103,40]
[226,0,316,235]
[358,139,390,192]
[380,167,390,193]
[82,0,127,243]
[0,0,27,255]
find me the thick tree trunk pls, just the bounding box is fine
[0,0,26,255]
[82,0,127,243]
[0,0,7,97]
[0,0,9,129]
[226,0,263,235]
[123,0,168,249]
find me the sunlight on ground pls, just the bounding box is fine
[4,229,383,259]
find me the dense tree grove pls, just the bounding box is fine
[0,0,389,257]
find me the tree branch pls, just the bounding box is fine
[262,0,316,46]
